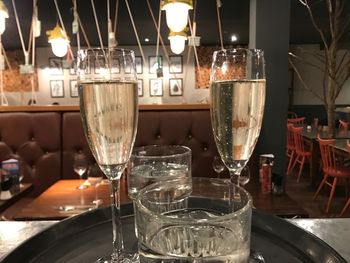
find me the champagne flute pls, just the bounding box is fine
[239,166,250,186]
[210,48,266,262]
[212,155,225,178]
[73,153,88,190]
[77,48,139,263]
[210,48,266,187]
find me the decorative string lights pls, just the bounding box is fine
[46,24,69,57]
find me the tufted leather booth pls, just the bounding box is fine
[0,112,61,197]
[0,108,231,218]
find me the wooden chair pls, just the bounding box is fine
[287,117,305,125]
[289,125,312,182]
[286,123,296,175]
[339,120,349,131]
[314,137,350,213]
[340,140,350,216]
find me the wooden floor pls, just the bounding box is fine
[285,166,350,218]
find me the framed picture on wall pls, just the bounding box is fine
[49,57,63,75]
[169,55,183,74]
[50,80,64,98]
[137,79,143,97]
[69,61,77,75]
[169,78,183,96]
[149,56,163,74]
[70,80,78,97]
[149,79,163,96]
[135,56,143,74]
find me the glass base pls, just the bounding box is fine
[92,199,103,207]
[95,252,139,263]
[76,184,88,190]
[249,249,265,263]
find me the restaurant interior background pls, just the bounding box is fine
[0,0,348,106]
[0,0,349,176]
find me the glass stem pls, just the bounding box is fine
[229,170,241,210]
[109,178,124,260]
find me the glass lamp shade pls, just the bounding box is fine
[169,34,187,54]
[49,38,69,57]
[0,15,5,35]
[0,3,9,35]
[163,2,192,32]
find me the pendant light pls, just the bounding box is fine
[46,24,69,57]
[168,29,187,54]
[161,0,192,33]
[0,0,9,35]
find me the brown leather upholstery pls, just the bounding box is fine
[0,112,61,197]
[61,110,227,179]
[1,110,227,194]
[61,112,95,179]
[135,110,224,178]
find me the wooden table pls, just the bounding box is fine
[14,178,308,220]
[14,179,129,220]
[0,184,33,213]
[301,127,350,186]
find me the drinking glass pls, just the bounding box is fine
[212,155,225,178]
[77,48,139,263]
[135,177,252,262]
[127,145,192,200]
[87,164,104,207]
[73,153,88,190]
[210,48,266,186]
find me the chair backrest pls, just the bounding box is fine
[287,111,298,119]
[287,117,305,125]
[286,123,295,150]
[290,125,306,154]
[339,120,349,130]
[318,135,336,171]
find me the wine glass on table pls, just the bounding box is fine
[87,164,104,207]
[77,48,139,263]
[212,155,225,178]
[73,153,88,190]
[210,48,266,261]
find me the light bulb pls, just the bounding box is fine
[169,34,186,54]
[0,15,5,35]
[50,38,69,57]
[47,25,70,57]
[0,1,9,35]
[162,1,192,32]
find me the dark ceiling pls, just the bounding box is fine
[1,0,350,51]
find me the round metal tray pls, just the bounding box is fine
[2,202,346,263]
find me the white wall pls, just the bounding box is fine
[3,46,210,106]
[291,44,350,105]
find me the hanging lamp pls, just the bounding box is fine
[46,24,69,57]
[168,29,187,54]
[161,0,192,33]
[0,0,9,35]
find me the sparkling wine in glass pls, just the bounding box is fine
[210,48,266,187]
[73,153,88,190]
[210,48,266,263]
[77,48,139,263]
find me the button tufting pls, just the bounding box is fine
[31,137,35,141]
[203,147,208,151]
[188,134,192,139]
[157,134,161,139]
[31,165,35,169]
